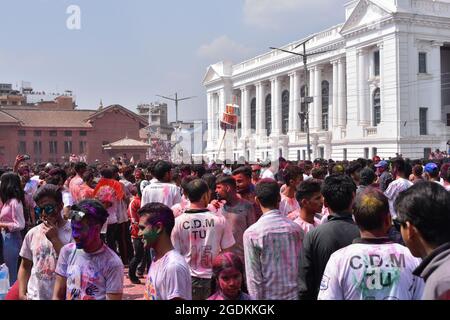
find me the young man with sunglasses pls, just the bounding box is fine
[17,184,73,300]
[53,199,124,300]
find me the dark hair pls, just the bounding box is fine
[153,161,172,181]
[283,165,302,184]
[201,174,217,198]
[321,174,356,212]
[354,188,389,231]
[232,166,252,179]
[191,164,206,178]
[184,179,209,202]
[440,163,450,182]
[181,175,197,193]
[211,252,245,296]
[82,170,94,183]
[311,167,326,180]
[360,168,376,186]
[74,162,87,174]
[346,162,362,176]
[296,179,322,203]
[48,168,68,183]
[137,202,175,235]
[0,172,25,205]
[395,182,450,246]
[216,174,236,189]
[255,179,280,208]
[392,158,406,174]
[412,164,423,177]
[33,184,63,204]
[100,167,114,179]
[72,199,109,226]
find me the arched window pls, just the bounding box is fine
[250,98,256,131]
[265,94,272,136]
[321,80,329,131]
[300,85,306,132]
[282,90,289,134]
[373,88,381,126]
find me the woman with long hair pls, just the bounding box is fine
[0,172,26,286]
[208,252,251,300]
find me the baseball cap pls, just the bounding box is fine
[424,162,438,174]
[374,160,388,168]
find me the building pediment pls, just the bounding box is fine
[340,0,393,36]
[202,65,223,85]
[87,104,148,127]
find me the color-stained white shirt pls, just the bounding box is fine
[141,181,182,208]
[318,240,424,300]
[243,209,303,300]
[279,194,300,218]
[293,215,321,235]
[171,209,235,279]
[144,250,192,300]
[384,178,413,217]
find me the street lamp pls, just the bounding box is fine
[270,36,331,160]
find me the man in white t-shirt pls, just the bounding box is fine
[141,161,182,208]
[318,188,424,300]
[138,203,191,300]
[293,179,323,234]
[171,179,235,300]
[384,159,413,218]
[18,185,73,300]
[53,199,124,300]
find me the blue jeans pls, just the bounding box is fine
[2,231,22,286]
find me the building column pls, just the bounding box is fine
[378,42,384,127]
[271,77,282,135]
[314,65,323,130]
[358,49,369,125]
[332,60,339,128]
[309,67,315,132]
[430,41,443,125]
[255,82,264,137]
[207,92,213,143]
[240,87,249,137]
[292,71,301,135]
[338,58,347,127]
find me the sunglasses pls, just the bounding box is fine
[69,210,87,222]
[34,204,57,217]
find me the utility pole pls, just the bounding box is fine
[270,36,331,161]
[156,93,196,123]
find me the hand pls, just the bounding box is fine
[210,199,226,209]
[42,221,59,242]
[14,154,25,172]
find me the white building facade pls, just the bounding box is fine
[204,0,450,161]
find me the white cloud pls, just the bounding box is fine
[243,0,340,30]
[197,35,253,62]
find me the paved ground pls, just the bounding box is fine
[122,268,145,300]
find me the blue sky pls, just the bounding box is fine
[0,0,346,121]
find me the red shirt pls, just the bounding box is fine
[128,196,141,239]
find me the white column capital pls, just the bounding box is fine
[376,42,384,50]
[431,41,444,48]
[357,48,367,55]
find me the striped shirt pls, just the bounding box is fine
[243,209,303,300]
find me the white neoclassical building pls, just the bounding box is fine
[203,0,450,162]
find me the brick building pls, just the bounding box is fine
[0,103,148,166]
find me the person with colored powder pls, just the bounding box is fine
[395,182,450,300]
[171,179,235,300]
[207,252,251,300]
[279,165,303,219]
[141,160,182,208]
[243,179,303,300]
[139,203,191,300]
[53,199,124,300]
[215,175,256,264]
[318,188,424,300]
[293,179,323,235]
[384,158,413,218]
[232,166,262,221]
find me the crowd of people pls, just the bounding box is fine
[0,153,449,300]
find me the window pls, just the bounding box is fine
[447,113,450,126]
[300,85,306,132]
[64,141,72,154]
[424,148,432,159]
[64,130,72,137]
[49,141,58,154]
[319,147,325,159]
[151,116,158,122]
[373,88,381,126]
[265,94,272,136]
[18,141,26,154]
[282,90,290,134]
[364,148,369,159]
[279,148,283,157]
[49,130,57,137]
[372,147,377,158]
[0,147,5,156]
[33,141,42,155]
[302,150,306,160]
[247,150,250,160]
[250,98,256,131]
[374,50,380,76]
[343,148,347,161]
[322,81,329,131]
[18,130,26,136]
[34,130,41,137]
[419,108,428,135]
[80,131,87,137]
[419,52,427,74]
